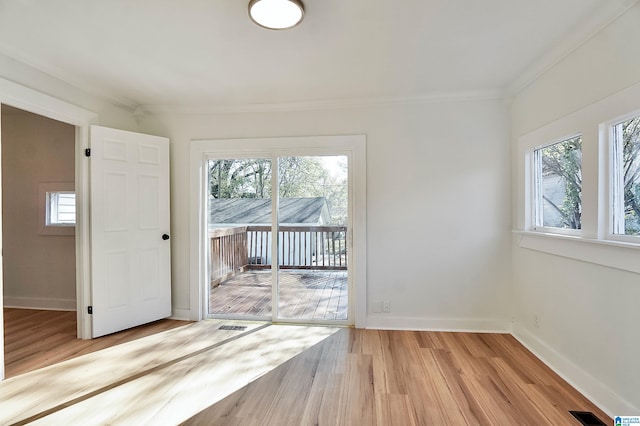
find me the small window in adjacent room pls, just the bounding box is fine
[533,135,582,231]
[46,191,76,226]
[611,114,640,237]
[38,182,75,235]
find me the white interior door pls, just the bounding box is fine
[90,126,171,338]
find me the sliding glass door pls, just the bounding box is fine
[205,153,351,325]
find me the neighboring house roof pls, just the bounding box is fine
[209,197,330,225]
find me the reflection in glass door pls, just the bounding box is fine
[207,158,273,319]
[276,155,349,322]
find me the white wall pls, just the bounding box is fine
[510,3,640,415]
[142,97,512,330]
[1,106,76,309]
[511,5,640,136]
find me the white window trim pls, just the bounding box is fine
[47,191,76,226]
[39,183,76,235]
[514,230,640,274]
[515,80,640,274]
[603,108,640,244]
[530,133,583,236]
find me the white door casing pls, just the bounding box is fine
[90,126,171,338]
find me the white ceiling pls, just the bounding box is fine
[0,0,632,110]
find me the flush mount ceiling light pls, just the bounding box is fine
[248,0,304,30]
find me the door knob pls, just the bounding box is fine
[162,234,170,240]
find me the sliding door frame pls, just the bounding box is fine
[189,135,367,327]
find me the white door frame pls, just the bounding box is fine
[0,77,98,371]
[189,135,367,327]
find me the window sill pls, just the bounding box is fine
[513,230,640,274]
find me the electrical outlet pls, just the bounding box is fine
[534,314,540,328]
[382,301,391,313]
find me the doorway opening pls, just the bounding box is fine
[1,104,77,375]
[1,78,101,380]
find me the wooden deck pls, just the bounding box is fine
[209,270,348,321]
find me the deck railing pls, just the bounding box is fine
[209,225,347,285]
[209,226,248,286]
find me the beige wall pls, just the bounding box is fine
[1,105,76,309]
[510,2,640,415]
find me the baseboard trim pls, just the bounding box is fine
[512,323,638,417]
[170,308,192,321]
[4,297,76,311]
[365,316,511,333]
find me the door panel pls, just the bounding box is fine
[206,158,273,319]
[90,126,171,338]
[276,155,349,322]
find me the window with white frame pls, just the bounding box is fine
[611,114,640,237]
[518,84,640,273]
[38,182,75,235]
[533,135,582,230]
[46,191,76,226]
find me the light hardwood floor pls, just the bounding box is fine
[183,329,612,425]
[3,308,189,378]
[0,319,336,424]
[1,310,611,425]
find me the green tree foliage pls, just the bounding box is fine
[209,159,272,199]
[208,156,348,224]
[278,157,325,198]
[621,116,640,234]
[540,136,582,229]
[540,116,640,233]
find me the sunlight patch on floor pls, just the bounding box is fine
[0,322,339,425]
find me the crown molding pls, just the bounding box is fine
[2,1,635,117]
[0,44,138,113]
[507,0,640,97]
[0,38,505,117]
[141,89,506,115]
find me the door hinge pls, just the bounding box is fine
[87,306,93,315]
[85,148,91,157]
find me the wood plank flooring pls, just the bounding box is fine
[183,330,611,426]
[3,308,189,378]
[1,310,611,425]
[0,320,338,425]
